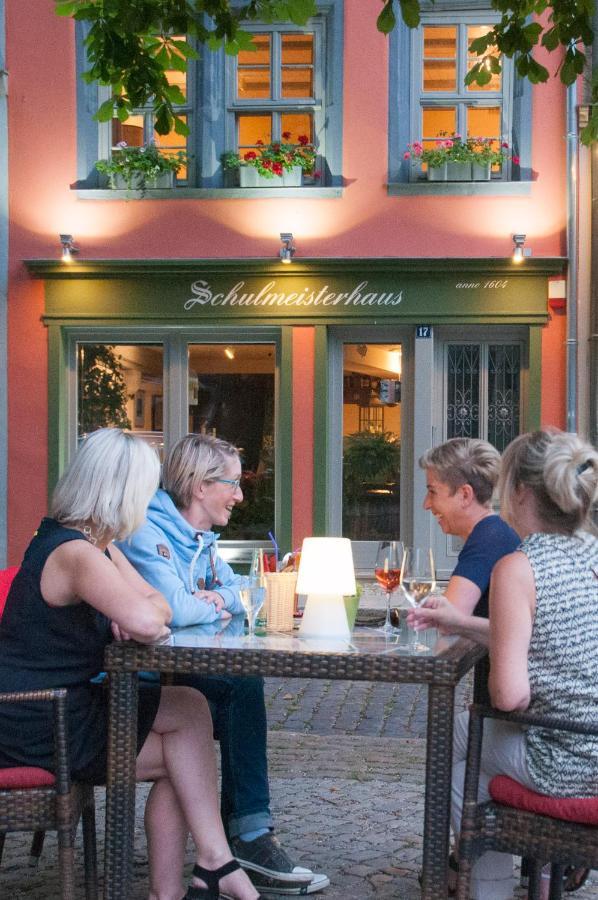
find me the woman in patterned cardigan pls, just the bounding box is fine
[451,428,598,900]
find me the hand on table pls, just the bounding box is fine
[407,594,464,636]
[193,589,226,612]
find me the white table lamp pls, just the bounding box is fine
[296,537,356,640]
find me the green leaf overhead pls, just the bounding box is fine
[56,0,596,144]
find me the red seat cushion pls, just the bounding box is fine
[0,766,56,789]
[0,566,19,617]
[490,775,598,825]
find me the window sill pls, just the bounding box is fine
[387,181,532,196]
[75,186,343,200]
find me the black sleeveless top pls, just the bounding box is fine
[0,518,160,782]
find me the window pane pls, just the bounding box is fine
[423,26,456,91]
[282,67,313,98]
[238,114,272,148]
[238,67,271,99]
[446,345,480,439]
[422,107,456,138]
[239,34,270,66]
[188,344,276,541]
[467,26,501,92]
[467,106,500,139]
[238,34,271,99]
[112,115,144,147]
[165,35,189,100]
[342,344,402,542]
[281,33,313,65]
[488,345,520,451]
[154,118,188,178]
[280,112,312,143]
[77,344,164,454]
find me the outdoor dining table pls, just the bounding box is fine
[104,618,486,899]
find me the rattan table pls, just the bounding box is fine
[104,622,486,899]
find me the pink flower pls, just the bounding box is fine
[512,155,520,165]
[501,142,509,148]
[442,140,454,149]
[313,171,321,179]
[403,151,411,159]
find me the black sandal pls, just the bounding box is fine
[563,866,591,893]
[183,858,265,900]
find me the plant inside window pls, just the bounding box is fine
[95,142,189,192]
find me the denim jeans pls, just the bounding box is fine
[174,673,273,838]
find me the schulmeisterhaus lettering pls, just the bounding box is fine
[184,280,404,310]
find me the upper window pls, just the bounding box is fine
[225,23,324,185]
[411,17,511,180]
[388,4,531,188]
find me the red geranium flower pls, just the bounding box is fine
[262,159,272,168]
[256,139,264,145]
[243,151,257,161]
[282,131,291,140]
[298,134,309,145]
[272,163,283,175]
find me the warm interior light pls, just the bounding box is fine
[224,347,236,360]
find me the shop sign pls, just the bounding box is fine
[184,279,404,311]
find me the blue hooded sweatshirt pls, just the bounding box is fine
[118,489,244,626]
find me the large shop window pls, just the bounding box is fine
[187,343,275,540]
[77,343,165,451]
[389,4,531,187]
[342,343,402,543]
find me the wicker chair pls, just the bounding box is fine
[457,704,598,900]
[0,567,98,898]
[0,688,98,899]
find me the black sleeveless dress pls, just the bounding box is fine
[0,518,161,783]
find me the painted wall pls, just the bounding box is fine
[5,2,569,560]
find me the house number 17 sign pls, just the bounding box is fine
[416,325,432,338]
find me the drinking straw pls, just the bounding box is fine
[268,531,279,572]
[259,548,264,578]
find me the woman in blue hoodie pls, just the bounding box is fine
[120,434,327,897]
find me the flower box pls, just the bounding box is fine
[239,165,303,188]
[472,161,491,181]
[427,163,447,182]
[446,162,473,181]
[112,171,175,190]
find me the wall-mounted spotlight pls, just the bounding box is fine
[512,233,531,264]
[279,232,295,264]
[59,234,78,263]
[224,346,236,360]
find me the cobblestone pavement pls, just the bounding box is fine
[1,672,596,898]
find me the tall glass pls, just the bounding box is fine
[374,541,404,634]
[239,575,266,638]
[399,547,436,652]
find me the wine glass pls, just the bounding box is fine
[239,575,266,639]
[374,541,404,634]
[399,547,436,652]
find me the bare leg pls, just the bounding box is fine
[145,777,188,900]
[137,686,259,900]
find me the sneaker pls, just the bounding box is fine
[230,833,313,884]
[251,872,330,895]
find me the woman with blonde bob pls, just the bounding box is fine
[450,429,598,899]
[0,429,262,900]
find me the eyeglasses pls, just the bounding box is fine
[214,477,242,490]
